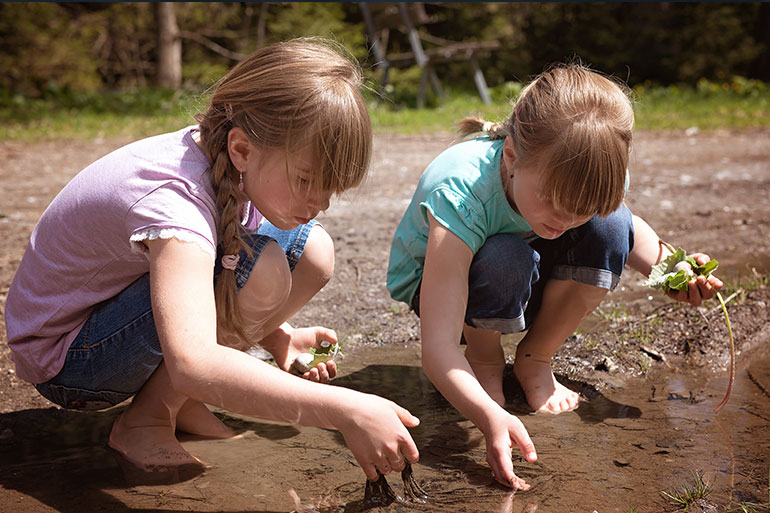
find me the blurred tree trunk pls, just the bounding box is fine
[156,2,181,88]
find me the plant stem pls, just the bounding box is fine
[713,290,735,414]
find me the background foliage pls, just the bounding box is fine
[1,2,768,138]
[2,2,767,95]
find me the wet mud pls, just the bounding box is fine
[1,131,768,512]
[1,340,768,513]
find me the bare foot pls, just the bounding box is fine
[513,356,580,413]
[465,350,506,406]
[176,400,238,439]
[109,411,208,472]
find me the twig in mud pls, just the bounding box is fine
[640,345,675,369]
[707,288,741,316]
[401,461,429,503]
[364,472,402,508]
[363,462,429,509]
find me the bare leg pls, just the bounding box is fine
[175,399,237,439]
[109,361,206,471]
[116,240,291,462]
[462,324,506,406]
[262,225,334,334]
[514,279,608,413]
[257,226,335,367]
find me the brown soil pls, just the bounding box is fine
[0,129,769,512]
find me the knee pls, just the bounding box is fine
[582,205,634,255]
[468,234,539,310]
[241,240,292,312]
[299,225,335,288]
[472,234,539,292]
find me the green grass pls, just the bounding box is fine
[661,471,712,510]
[1,78,768,141]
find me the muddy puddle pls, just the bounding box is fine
[1,340,768,513]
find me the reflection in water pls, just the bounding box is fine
[574,394,642,424]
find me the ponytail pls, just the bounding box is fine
[456,115,509,141]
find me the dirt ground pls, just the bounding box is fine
[0,129,769,512]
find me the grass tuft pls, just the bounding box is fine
[661,471,712,510]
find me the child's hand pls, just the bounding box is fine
[665,253,723,307]
[482,408,537,490]
[263,325,338,383]
[336,394,420,481]
[288,326,338,383]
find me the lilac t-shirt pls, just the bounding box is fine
[5,126,261,383]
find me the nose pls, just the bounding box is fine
[310,193,330,212]
[553,210,586,229]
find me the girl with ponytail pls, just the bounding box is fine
[387,62,721,489]
[5,38,419,483]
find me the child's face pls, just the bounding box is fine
[243,145,332,230]
[502,136,592,239]
[510,166,592,239]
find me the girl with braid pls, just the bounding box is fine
[5,39,419,481]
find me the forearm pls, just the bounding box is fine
[422,323,500,432]
[422,342,503,431]
[628,214,672,277]
[169,343,355,430]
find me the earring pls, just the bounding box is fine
[238,171,243,191]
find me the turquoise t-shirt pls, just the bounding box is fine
[387,137,534,304]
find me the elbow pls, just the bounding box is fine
[421,348,441,382]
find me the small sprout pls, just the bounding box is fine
[308,341,341,367]
[292,342,341,374]
[645,242,734,413]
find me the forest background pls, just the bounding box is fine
[1,1,769,138]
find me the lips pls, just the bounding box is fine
[543,224,566,236]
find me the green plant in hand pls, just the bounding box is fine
[308,340,341,367]
[644,243,734,413]
[293,341,342,373]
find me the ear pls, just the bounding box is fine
[227,127,253,173]
[502,136,517,174]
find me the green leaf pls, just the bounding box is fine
[694,258,719,277]
[308,342,341,367]
[644,247,719,293]
[643,248,688,291]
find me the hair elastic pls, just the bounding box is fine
[482,121,494,133]
[221,254,239,271]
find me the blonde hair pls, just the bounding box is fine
[196,38,372,343]
[458,62,633,217]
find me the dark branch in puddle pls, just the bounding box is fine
[363,462,428,508]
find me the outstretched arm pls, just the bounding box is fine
[146,237,419,480]
[628,213,723,306]
[420,214,536,489]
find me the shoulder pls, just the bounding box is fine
[418,137,503,200]
[430,137,503,171]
